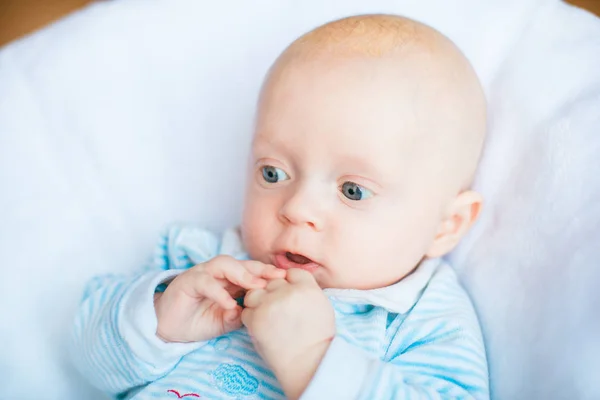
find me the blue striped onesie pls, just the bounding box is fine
[71,225,489,399]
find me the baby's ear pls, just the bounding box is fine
[425,190,483,258]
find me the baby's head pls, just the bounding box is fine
[241,14,486,290]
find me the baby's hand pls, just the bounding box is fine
[154,255,285,343]
[242,269,335,399]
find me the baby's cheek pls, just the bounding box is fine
[241,213,269,261]
[330,237,374,288]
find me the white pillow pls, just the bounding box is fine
[0,0,598,399]
[450,3,600,398]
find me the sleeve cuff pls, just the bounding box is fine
[118,270,207,370]
[301,336,376,400]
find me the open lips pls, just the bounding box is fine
[273,252,320,272]
[285,252,312,264]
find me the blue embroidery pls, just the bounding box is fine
[211,337,231,351]
[212,363,259,396]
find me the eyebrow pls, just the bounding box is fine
[337,155,388,184]
[252,135,293,156]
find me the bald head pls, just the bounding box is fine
[258,14,486,191]
[245,15,488,276]
[288,14,443,58]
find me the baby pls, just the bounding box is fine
[72,14,488,400]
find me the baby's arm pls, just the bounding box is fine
[301,316,489,400]
[69,226,224,397]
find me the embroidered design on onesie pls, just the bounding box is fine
[167,389,200,398]
[211,363,259,396]
[210,336,232,351]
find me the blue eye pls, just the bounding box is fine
[261,166,290,183]
[341,181,373,201]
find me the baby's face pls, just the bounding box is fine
[241,57,457,289]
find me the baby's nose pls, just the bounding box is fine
[278,186,324,231]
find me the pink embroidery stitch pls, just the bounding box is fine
[167,389,201,398]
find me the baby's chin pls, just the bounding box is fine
[311,272,394,291]
[323,271,413,291]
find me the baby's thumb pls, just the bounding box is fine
[221,307,242,333]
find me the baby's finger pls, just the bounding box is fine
[208,258,266,289]
[263,264,287,279]
[244,288,266,308]
[240,307,255,329]
[222,306,243,333]
[194,273,237,309]
[265,278,287,292]
[286,268,315,285]
[240,260,286,279]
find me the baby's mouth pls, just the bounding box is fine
[285,252,312,265]
[273,251,320,272]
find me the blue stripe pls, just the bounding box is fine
[427,373,486,393]
[421,348,487,366]
[398,360,486,382]
[401,327,463,354]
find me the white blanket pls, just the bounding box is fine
[0,0,599,398]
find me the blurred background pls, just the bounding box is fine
[1,0,599,48]
[2,1,599,399]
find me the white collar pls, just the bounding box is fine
[221,228,440,314]
[323,258,441,314]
